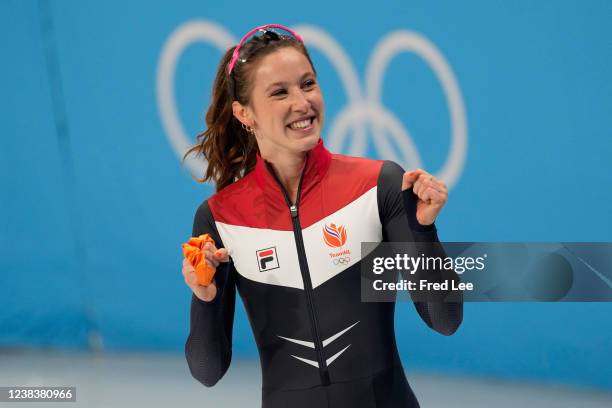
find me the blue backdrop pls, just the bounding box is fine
[1,0,611,390]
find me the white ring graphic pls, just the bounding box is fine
[156,21,468,188]
[156,21,236,176]
[328,102,421,167]
[366,31,467,188]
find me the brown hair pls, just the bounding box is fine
[183,31,317,192]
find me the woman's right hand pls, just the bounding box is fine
[182,241,230,302]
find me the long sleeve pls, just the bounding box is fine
[377,161,463,335]
[185,201,236,386]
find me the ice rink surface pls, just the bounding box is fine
[1,350,611,408]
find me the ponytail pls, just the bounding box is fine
[183,47,258,192]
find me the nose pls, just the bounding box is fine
[290,88,311,113]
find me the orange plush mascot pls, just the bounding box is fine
[181,234,216,286]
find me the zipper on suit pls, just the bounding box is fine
[269,159,331,386]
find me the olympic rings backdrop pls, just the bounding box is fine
[1,0,611,390]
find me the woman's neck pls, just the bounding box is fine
[264,151,307,205]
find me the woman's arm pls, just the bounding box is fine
[378,161,463,335]
[185,201,236,386]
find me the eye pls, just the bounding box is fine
[270,88,287,97]
[302,79,316,89]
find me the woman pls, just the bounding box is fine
[181,24,463,408]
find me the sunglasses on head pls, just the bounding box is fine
[226,24,304,76]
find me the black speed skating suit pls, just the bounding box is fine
[186,139,463,407]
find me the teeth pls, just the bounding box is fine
[289,118,312,129]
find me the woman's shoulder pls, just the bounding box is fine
[333,153,404,171]
[205,170,258,207]
[329,152,388,176]
[327,153,407,190]
[331,152,382,165]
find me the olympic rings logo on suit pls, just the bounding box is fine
[332,257,351,266]
[156,21,468,188]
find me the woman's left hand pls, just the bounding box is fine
[401,169,448,226]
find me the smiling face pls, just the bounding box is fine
[232,46,324,161]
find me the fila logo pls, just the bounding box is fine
[256,247,279,272]
[323,223,347,248]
